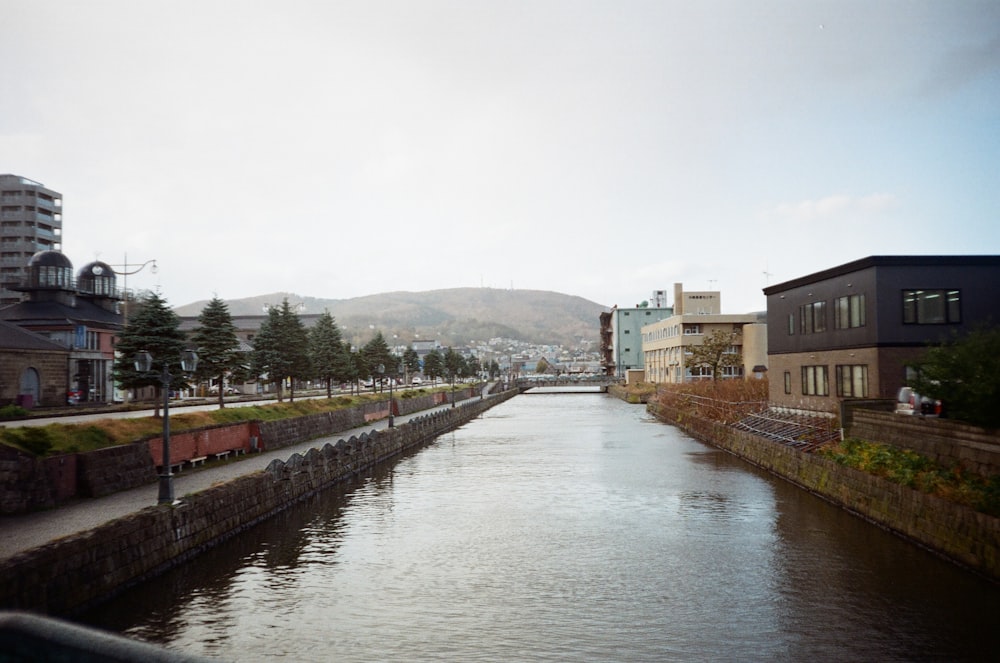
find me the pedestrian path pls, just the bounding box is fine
[0,401,468,562]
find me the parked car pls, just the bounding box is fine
[895,386,942,416]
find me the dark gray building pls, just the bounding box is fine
[763,255,1000,412]
[1,174,63,305]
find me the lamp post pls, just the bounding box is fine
[112,254,157,404]
[135,349,198,505]
[378,364,394,427]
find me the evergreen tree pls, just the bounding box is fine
[444,347,463,382]
[250,306,288,401]
[112,291,188,417]
[909,324,1000,428]
[309,310,348,398]
[423,348,444,382]
[362,331,393,391]
[277,300,311,401]
[345,341,365,394]
[190,296,241,408]
[403,347,420,381]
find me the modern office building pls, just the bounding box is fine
[1,174,63,305]
[641,283,767,383]
[763,255,1000,413]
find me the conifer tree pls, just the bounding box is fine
[309,310,348,397]
[250,306,288,401]
[277,299,311,401]
[112,291,187,417]
[190,296,242,408]
[423,348,443,382]
[362,331,393,391]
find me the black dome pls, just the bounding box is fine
[28,250,73,269]
[26,250,74,291]
[77,261,117,296]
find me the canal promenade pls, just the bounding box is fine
[0,398,472,563]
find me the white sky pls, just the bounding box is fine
[3,1,998,313]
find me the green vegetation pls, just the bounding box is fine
[0,405,30,420]
[190,296,243,409]
[907,324,1000,429]
[616,382,657,404]
[819,438,1000,517]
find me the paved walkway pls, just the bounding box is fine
[0,400,473,562]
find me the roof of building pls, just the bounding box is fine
[28,250,73,269]
[0,318,68,352]
[0,298,122,328]
[763,255,1000,296]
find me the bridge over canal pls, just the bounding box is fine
[515,376,622,393]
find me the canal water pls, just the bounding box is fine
[82,394,1000,661]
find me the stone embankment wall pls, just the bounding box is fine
[0,391,515,616]
[648,401,1000,582]
[0,388,484,514]
[846,409,1000,476]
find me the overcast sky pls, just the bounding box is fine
[3,1,998,313]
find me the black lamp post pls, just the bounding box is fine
[135,349,198,505]
[449,369,456,408]
[378,363,394,427]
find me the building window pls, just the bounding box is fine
[801,365,829,396]
[799,301,826,334]
[836,365,868,398]
[903,289,960,324]
[834,294,866,329]
[784,371,791,394]
[683,324,701,335]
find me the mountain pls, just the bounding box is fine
[174,288,607,348]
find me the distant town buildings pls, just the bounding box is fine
[1,174,63,306]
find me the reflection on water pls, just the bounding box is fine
[82,395,1000,662]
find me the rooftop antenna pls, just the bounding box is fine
[708,279,717,290]
[763,261,773,286]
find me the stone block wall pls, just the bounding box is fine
[76,442,156,498]
[648,401,1000,582]
[0,445,54,514]
[847,409,1000,476]
[0,390,517,615]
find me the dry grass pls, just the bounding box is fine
[651,378,769,423]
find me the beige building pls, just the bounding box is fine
[641,283,767,383]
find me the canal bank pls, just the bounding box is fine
[0,390,516,616]
[648,400,1000,582]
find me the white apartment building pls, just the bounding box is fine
[641,283,767,383]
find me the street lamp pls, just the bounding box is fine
[135,349,198,505]
[378,363,394,427]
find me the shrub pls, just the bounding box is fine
[0,404,29,420]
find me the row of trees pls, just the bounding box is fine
[113,294,490,411]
